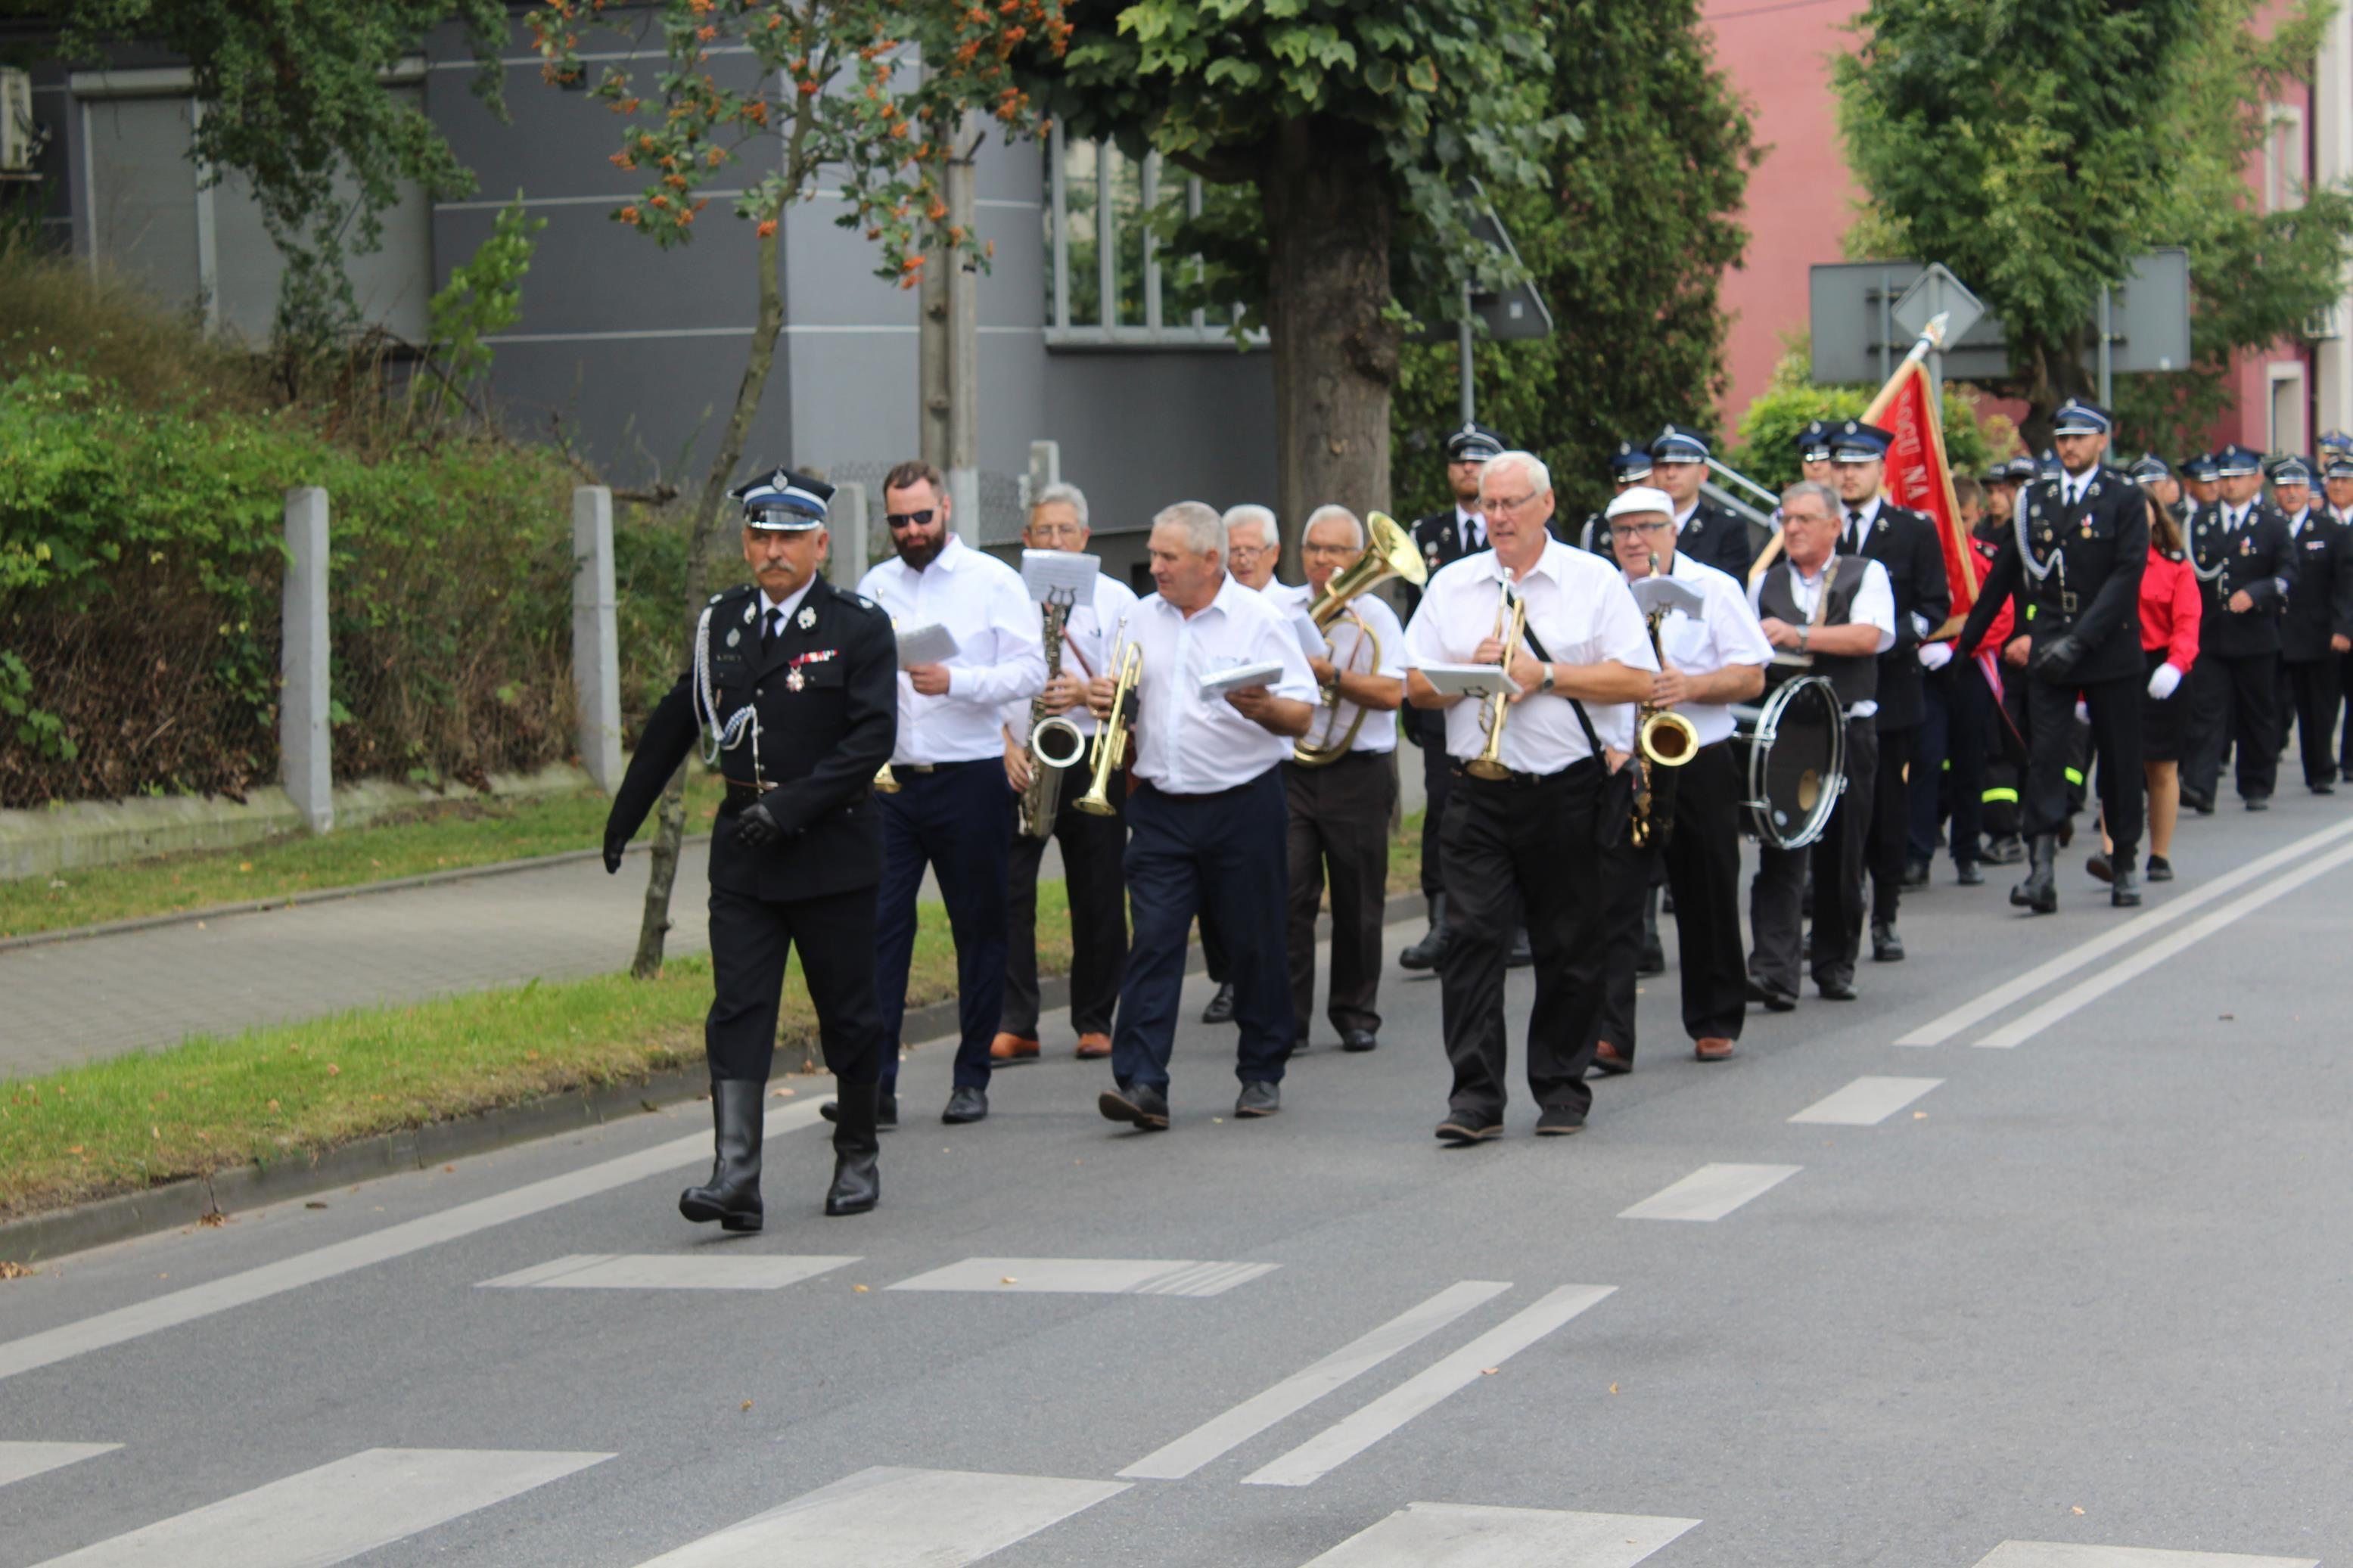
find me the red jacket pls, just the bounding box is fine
[2140,547,2200,672]
[1964,530,2014,649]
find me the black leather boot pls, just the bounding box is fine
[1398,894,1451,971]
[2109,864,2142,908]
[2010,834,2058,914]
[825,1082,881,1217]
[679,1080,764,1231]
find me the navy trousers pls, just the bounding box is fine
[874,759,1013,1093]
[1111,770,1292,1091]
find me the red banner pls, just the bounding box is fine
[1863,356,1978,631]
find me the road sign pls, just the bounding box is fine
[1891,264,1985,348]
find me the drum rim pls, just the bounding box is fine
[1744,675,1847,850]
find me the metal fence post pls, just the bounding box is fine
[280,486,333,833]
[572,486,623,792]
[833,480,870,576]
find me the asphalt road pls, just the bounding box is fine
[2,793,2347,1566]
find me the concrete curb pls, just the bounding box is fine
[0,834,715,954]
[0,893,1422,1265]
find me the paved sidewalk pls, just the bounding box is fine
[0,841,1057,1077]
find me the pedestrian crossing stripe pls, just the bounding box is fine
[0,1442,119,1490]
[1971,1545,2317,1567]
[1303,1501,1700,1566]
[479,1253,859,1290]
[1618,1163,1801,1222]
[888,1257,1277,1296]
[630,1465,1128,1566]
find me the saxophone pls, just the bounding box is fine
[1019,597,1086,837]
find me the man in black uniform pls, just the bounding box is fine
[2320,442,2353,781]
[1798,421,1837,488]
[603,467,897,1228]
[1649,423,1755,579]
[1957,399,2148,910]
[1400,421,1503,972]
[2180,443,2294,813]
[1573,442,1658,556]
[1826,419,1951,961]
[2268,455,2353,793]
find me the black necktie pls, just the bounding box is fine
[762,607,782,656]
[1845,509,1863,553]
[1463,518,1481,553]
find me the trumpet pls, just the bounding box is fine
[1465,585,1529,781]
[1019,596,1085,836]
[1075,633,1140,817]
[1295,511,1426,768]
[1630,554,1699,849]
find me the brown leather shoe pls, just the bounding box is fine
[1693,1036,1735,1062]
[1590,1041,1632,1076]
[1074,1032,1111,1059]
[989,1032,1040,1063]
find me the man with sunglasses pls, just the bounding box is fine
[842,459,1045,1129]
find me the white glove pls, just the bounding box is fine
[2147,662,2184,700]
[2074,700,2090,725]
[1917,642,1954,672]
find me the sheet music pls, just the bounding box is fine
[1198,660,1286,700]
[1416,662,1525,699]
[894,622,961,669]
[1020,550,1100,604]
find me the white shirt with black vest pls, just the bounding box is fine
[1748,557,1898,718]
[858,535,1046,765]
[1000,570,1140,741]
[1267,580,1407,757]
[1404,537,1657,771]
[1127,574,1319,794]
[1640,553,1774,750]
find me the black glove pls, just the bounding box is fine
[734,793,782,849]
[602,835,626,874]
[2031,632,2084,678]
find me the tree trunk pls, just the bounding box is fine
[630,220,786,980]
[1260,120,1397,579]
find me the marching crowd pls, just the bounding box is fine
[600,406,2352,1228]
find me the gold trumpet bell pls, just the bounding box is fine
[1638,709,1700,768]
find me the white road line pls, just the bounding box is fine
[1303,1501,1701,1565]
[0,1103,824,1385]
[1118,1281,1512,1480]
[1894,815,2353,1047]
[1971,1543,2317,1567]
[0,1442,120,1489]
[1618,1163,1801,1222]
[1243,1284,1614,1488]
[887,1257,1277,1296]
[630,1465,1127,1566]
[478,1253,857,1290]
[1977,838,2353,1049]
[1788,1076,1944,1126]
[30,1447,609,1567]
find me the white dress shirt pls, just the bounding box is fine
[1404,538,1657,770]
[1001,571,1140,741]
[1269,581,1407,756]
[1453,507,1486,556]
[1748,557,1898,718]
[1127,574,1317,793]
[2286,506,2313,542]
[1839,493,1882,555]
[756,577,816,641]
[858,536,1046,765]
[1640,554,1773,749]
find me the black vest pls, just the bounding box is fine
[1756,557,1878,709]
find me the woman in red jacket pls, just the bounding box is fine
[2098,492,2200,881]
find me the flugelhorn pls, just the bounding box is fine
[1076,634,1140,817]
[1295,512,1426,768]
[1465,585,1529,781]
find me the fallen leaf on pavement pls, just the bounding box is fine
[1610,1383,1619,1394]
[1001,1277,1019,1285]
[1481,1368,1499,1376]
[741,1401,753,1412]
[305,1201,328,1209]
[2072,1507,2085,1516]
[853,1284,869,1293]
[0,1260,34,1280]
[1913,1111,1928,1119]
[197,1211,227,1228]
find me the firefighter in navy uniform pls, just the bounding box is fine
[1957,399,2148,911]
[602,467,897,1230]
[1574,441,1659,556]
[2268,455,2353,793]
[1648,423,1755,580]
[2180,444,2295,812]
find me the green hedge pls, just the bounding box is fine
[0,367,601,809]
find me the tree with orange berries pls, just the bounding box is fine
[531,0,1067,977]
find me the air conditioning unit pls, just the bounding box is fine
[2308,301,2348,343]
[0,69,37,177]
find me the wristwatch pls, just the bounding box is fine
[1798,626,1811,653]
[1537,663,1557,695]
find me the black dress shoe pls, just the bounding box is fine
[2086,852,2112,883]
[1956,862,1985,886]
[1341,1028,1378,1054]
[1872,922,1904,962]
[1984,835,2026,865]
[1748,976,1797,1012]
[1235,1080,1280,1117]
[2109,867,2142,908]
[679,1080,765,1232]
[1099,1081,1170,1131]
[822,1091,897,1129]
[1398,895,1452,972]
[2312,781,2336,796]
[1434,1110,1503,1144]
[2182,788,2215,815]
[2147,855,2174,882]
[1534,1105,1587,1136]
[1817,976,1858,1001]
[1901,857,1932,890]
[1590,1041,1632,1076]
[2245,795,2271,812]
[1506,927,1534,969]
[1201,983,1236,1024]
[941,1085,988,1124]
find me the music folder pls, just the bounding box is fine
[1198,660,1286,700]
[1415,662,1525,700]
[894,622,961,669]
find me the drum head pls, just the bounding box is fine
[1748,677,1846,849]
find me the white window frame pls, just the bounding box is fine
[2264,101,2307,213]
[1043,123,1259,350]
[2268,359,2308,455]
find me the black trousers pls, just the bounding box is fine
[1906,675,1950,867]
[1751,717,1876,995]
[1944,656,2003,865]
[2286,657,2342,787]
[875,760,1012,1092]
[1003,768,1129,1039]
[1111,771,1292,1090]
[1593,741,1748,1060]
[1866,722,1916,927]
[706,883,883,1087]
[1438,761,1605,1120]
[2184,650,2280,802]
[2024,672,2142,861]
[1285,750,1393,1042]
[1416,728,1454,898]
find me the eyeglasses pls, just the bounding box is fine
[1226,543,1269,560]
[1481,492,1537,515]
[885,509,937,531]
[1780,508,1835,526]
[1302,542,1357,557]
[1615,517,1673,536]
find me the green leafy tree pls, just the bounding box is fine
[423,194,546,421]
[1389,0,1757,527]
[1023,0,1569,554]
[533,0,1064,977]
[1835,0,2353,452]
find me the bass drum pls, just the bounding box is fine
[1731,675,1848,850]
